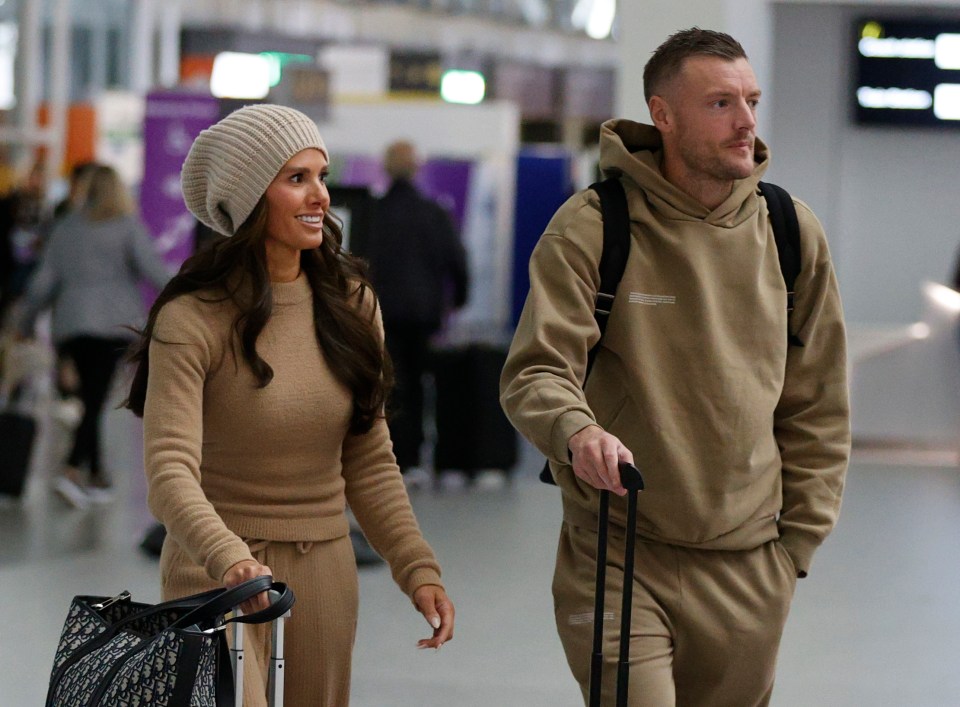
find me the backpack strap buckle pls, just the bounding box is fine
[595,292,615,316]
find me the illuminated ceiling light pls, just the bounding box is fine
[260,52,314,88]
[856,86,932,110]
[860,21,883,40]
[585,0,616,39]
[908,322,931,339]
[261,54,282,88]
[858,36,935,59]
[440,70,485,105]
[923,282,960,313]
[935,33,960,69]
[933,84,960,120]
[571,0,615,39]
[210,52,271,99]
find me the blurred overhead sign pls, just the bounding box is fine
[270,65,330,121]
[389,51,443,94]
[854,18,960,127]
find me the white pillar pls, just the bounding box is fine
[158,0,183,89]
[89,21,109,93]
[616,0,773,138]
[48,0,73,180]
[129,0,156,93]
[11,0,45,162]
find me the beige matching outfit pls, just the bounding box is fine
[144,275,442,706]
[501,118,851,705]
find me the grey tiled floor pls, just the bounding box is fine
[2,400,960,705]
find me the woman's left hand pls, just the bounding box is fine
[413,584,455,650]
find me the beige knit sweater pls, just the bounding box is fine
[143,272,442,596]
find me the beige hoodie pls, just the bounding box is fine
[500,119,850,576]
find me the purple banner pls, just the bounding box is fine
[140,92,220,269]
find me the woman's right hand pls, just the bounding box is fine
[223,559,273,615]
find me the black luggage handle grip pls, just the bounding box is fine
[618,462,644,492]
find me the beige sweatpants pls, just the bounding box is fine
[160,533,359,707]
[553,521,797,707]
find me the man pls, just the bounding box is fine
[365,141,469,484]
[500,28,849,705]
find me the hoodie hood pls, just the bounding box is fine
[598,118,770,228]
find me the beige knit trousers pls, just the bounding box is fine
[553,521,797,706]
[160,533,359,706]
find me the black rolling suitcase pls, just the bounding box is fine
[431,343,518,474]
[590,461,645,707]
[0,387,37,499]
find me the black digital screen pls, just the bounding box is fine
[854,17,960,127]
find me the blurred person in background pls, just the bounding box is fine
[16,164,170,509]
[123,105,454,706]
[0,193,13,327]
[364,140,469,487]
[0,159,48,328]
[51,160,99,221]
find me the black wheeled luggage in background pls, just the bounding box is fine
[431,344,518,475]
[0,393,37,499]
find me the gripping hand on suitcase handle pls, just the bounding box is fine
[568,425,638,496]
[414,584,455,651]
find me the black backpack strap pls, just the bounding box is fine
[539,176,632,485]
[758,181,804,347]
[585,177,631,377]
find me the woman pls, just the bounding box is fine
[17,163,169,507]
[124,104,454,706]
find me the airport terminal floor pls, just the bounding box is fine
[2,383,960,706]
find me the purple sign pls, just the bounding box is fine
[140,92,220,269]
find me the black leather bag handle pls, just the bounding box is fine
[171,576,295,630]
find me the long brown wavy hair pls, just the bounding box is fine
[123,199,392,435]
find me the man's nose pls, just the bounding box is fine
[736,99,757,131]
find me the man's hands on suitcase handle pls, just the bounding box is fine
[414,584,455,651]
[568,425,637,496]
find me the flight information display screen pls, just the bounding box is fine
[854,17,960,127]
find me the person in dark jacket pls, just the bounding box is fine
[0,161,47,328]
[365,141,469,483]
[0,192,14,326]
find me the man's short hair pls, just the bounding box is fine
[643,28,747,104]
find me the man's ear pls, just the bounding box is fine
[649,95,672,133]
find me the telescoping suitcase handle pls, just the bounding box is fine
[231,589,292,707]
[590,461,645,707]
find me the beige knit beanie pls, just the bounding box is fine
[181,104,328,236]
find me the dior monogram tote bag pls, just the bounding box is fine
[45,575,294,706]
